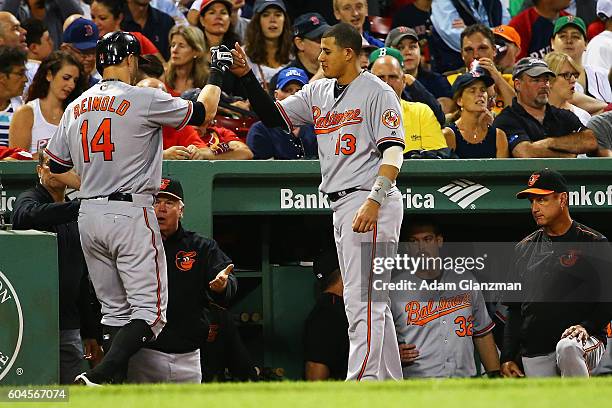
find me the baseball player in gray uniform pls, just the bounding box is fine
[390,218,500,378]
[230,23,406,380]
[45,32,233,385]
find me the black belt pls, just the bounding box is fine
[328,187,366,202]
[107,192,133,202]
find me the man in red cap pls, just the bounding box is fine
[501,168,612,378]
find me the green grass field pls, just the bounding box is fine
[3,378,612,408]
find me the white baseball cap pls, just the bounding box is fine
[598,0,612,19]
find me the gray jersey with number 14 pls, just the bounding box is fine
[46,80,193,198]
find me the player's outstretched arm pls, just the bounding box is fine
[229,43,289,131]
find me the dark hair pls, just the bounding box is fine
[138,54,165,79]
[22,18,48,47]
[407,215,442,236]
[92,0,124,19]
[322,23,362,56]
[460,24,496,50]
[27,51,86,107]
[0,46,27,74]
[245,7,293,66]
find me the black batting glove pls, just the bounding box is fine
[210,45,233,73]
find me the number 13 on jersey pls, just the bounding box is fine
[335,133,356,155]
[81,118,115,162]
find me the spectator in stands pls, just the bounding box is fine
[245,0,293,91]
[188,0,249,42]
[443,70,509,158]
[90,0,165,63]
[493,57,599,158]
[22,19,55,97]
[584,0,612,77]
[150,0,189,27]
[550,16,612,103]
[60,17,99,88]
[0,11,27,50]
[369,53,449,159]
[12,151,102,384]
[333,0,383,48]
[1,0,83,51]
[430,0,509,73]
[492,25,521,74]
[509,0,570,60]
[448,24,516,114]
[304,249,348,381]
[587,111,612,157]
[518,0,598,25]
[196,0,246,101]
[390,217,500,378]
[543,52,591,125]
[0,46,27,147]
[391,0,433,67]
[164,25,208,95]
[267,12,331,93]
[121,0,175,60]
[127,177,238,383]
[368,47,446,127]
[385,26,454,114]
[247,67,317,160]
[9,51,85,155]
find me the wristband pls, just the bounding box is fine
[367,175,392,205]
[207,69,224,87]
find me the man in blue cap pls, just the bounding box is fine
[60,17,100,88]
[247,67,318,159]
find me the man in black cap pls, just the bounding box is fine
[303,249,349,380]
[267,12,331,94]
[126,177,238,383]
[492,57,599,158]
[501,168,612,378]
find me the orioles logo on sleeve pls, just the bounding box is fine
[381,109,400,129]
[559,249,581,267]
[528,174,540,187]
[176,250,197,271]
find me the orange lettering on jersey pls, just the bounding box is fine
[313,107,363,135]
[73,104,80,119]
[92,96,102,110]
[100,96,110,111]
[115,100,130,116]
[404,293,472,326]
[107,96,116,113]
[80,98,87,114]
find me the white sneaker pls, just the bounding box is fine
[74,372,101,386]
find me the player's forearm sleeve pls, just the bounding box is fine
[48,158,72,174]
[187,102,206,126]
[239,71,288,131]
[500,305,522,363]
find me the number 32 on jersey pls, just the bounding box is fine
[335,133,356,155]
[81,118,115,162]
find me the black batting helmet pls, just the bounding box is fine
[96,31,140,73]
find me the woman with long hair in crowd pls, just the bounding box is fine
[244,0,293,91]
[442,70,509,159]
[544,52,591,126]
[9,51,86,156]
[197,0,247,101]
[90,0,166,63]
[164,25,209,96]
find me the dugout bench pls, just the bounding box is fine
[1,158,611,383]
